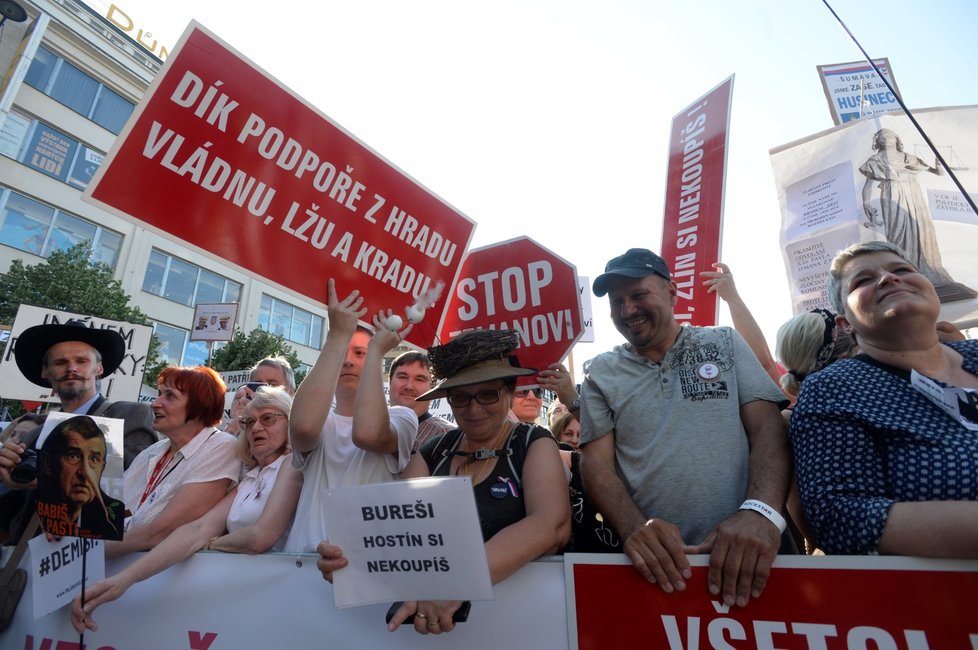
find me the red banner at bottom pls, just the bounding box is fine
[567,555,978,650]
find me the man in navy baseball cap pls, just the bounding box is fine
[592,248,671,297]
[579,247,792,610]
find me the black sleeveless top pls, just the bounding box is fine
[419,423,555,541]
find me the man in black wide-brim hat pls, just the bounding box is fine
[0,319,158,542]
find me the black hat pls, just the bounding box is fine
[592,248,672,297]
[14,319,126,388]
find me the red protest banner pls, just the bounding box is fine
[660,75,733,327]
[83,23,475,348]
[438,237,583,373]
[568,555,978,650]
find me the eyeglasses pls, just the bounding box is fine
[447,389,502,408]
[239,412,287,431]
[514,388,543,399]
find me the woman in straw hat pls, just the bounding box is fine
[318,329,569,635]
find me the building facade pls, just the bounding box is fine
[0,0,324,373]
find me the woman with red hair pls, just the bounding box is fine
[108,366,240,558]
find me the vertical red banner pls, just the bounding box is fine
[660,75,734,326]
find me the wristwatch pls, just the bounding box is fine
[570,398,581,413]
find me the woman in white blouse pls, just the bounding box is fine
[71,387,301,633]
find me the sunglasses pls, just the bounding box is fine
[514,388,544,399]
[447,388,502,408]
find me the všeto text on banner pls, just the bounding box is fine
[438,237,584,375]
[567,555,978,650]
[659,75,734,327]
[82,23,476,349]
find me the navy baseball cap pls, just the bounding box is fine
[592,248,672,297]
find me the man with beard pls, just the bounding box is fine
[37,415,124,540]
[579,249,791,609]
[387,351,453,450]
[0,320,156,542]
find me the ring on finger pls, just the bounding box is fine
[416,612,427,619]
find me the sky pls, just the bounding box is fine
[84,0,978,377]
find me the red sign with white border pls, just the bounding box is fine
[660,75,733,327]
[83,23,475,349]
[438,236,583,373]
[567,554,978,650]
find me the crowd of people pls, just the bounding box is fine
[0,239,975,635]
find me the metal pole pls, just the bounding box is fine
[822,0,978,219]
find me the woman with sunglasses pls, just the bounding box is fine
[71,387,302,633]
[317,329,570,636]
[395,329,569,634]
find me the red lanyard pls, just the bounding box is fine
[138,449,174,508]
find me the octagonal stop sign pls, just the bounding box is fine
[438,236,583,373]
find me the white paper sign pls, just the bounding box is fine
[577,276,595,344]
[784,162,860,241]
[324,477,492,608]
[928,189,978,225]
[29,536,105,619]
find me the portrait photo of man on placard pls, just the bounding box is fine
[36,415,125,540]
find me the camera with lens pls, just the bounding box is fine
[9,448,38,484]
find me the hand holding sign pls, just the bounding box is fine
[315,540,348,583]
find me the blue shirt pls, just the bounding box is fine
[789,340,978,554]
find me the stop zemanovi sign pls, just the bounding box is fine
[438,236,583,373]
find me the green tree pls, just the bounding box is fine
[209,327,304,384]
[0,243,163,386]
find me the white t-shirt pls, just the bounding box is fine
[124,427,240,531]
[227,454,290,552]
[283,406,417,553]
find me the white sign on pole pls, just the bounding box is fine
[189,302,238,342]
[817,58,901,126]
[324,477,492,608]
[0,305,153,403]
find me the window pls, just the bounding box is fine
[0,111,106,190]
[25,47,135,134]
[259,295,324,348]
[42,212,96,257]
[141,249,243,308]
[91,86,133,134]
[153,322,209,367]
[0,188,122,266]
[49,61,99,116]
